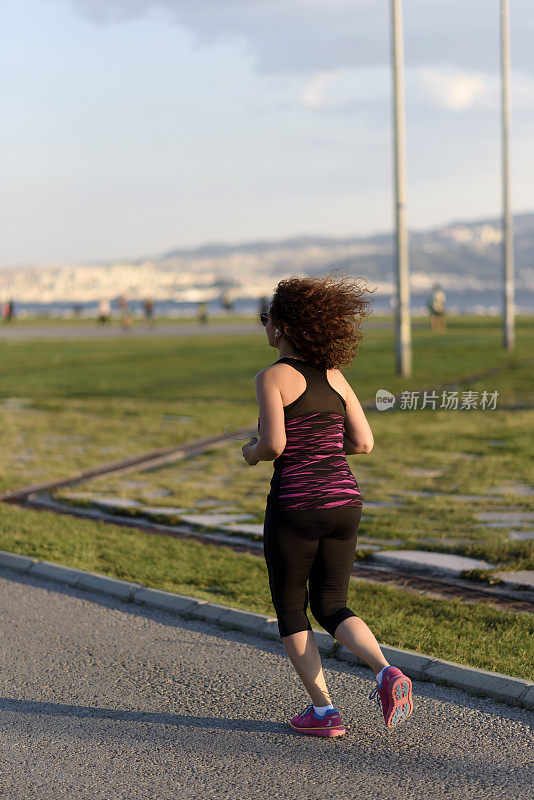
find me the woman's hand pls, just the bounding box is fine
[242,436,259,466]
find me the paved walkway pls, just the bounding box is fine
[0,320,401,341]
[0,322,261,340]
[0,566,532,800]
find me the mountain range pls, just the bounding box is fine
[1,212,533,305]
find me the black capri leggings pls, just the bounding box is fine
[263,503,362,639]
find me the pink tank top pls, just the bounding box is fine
[258,357,363,511]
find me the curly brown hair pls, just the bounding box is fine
[269,270,375,370]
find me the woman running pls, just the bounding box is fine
[241,273,413,737]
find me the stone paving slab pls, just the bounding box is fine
[492,571,534,590]
[27,495,265,551]
[359,500,402,509]
[56,491,104,502]
[42,435,88,443]
[372,550,497,577]
[117,479,150,489]
[64,497,196,519]
[393,490,497,502]
[477,520,534,529]
[195,498,224,508]
[141,506,191,516]
[180,513,256,527]
[62,493,142,509]
[2,396,33,407]
[416,536,471,545]
[508,530,534,541]
[487,484,534,497]
[476,511,534,523]
[92,497,144,510]
[220,523,264,536]
[358,537,408,547]
[405,468,445,478]
[0,548,531,714]
[448,494,502,502]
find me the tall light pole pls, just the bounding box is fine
[500,0,515,350]
[391,0,412,376]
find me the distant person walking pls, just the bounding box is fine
[197,301,208,325]
[97,299,111,324]
[220,290,234,313]
[428,283,446,332]
[242,273,413,737]
[118,294,132,331]
[143,298,155,327]
[2,299,15,322]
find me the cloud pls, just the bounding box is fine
[299,63,534,116]
[300,66,390,113]
[301,70,351,109]
[66,0,153,23]
[412,65,534,112]
[414,67,493,111]
[60,0,534,76]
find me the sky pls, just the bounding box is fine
[1,0,533,266]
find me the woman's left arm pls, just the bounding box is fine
[242,369,286,466]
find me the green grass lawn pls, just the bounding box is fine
[50,400,533,572]
[1,314,533,679]
[1,316,532,497]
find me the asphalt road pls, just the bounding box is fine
[0,566,532,800]
[0,320,404,340]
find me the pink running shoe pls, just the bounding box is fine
[369,666,413,729]
[289,704,346,737]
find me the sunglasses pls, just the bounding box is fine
[260,313,270,326]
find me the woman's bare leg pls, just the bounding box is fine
[281,630,333,706]
[333,616,390,675]
[280,616,390,704]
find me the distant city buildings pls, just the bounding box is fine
[0,216,531,313]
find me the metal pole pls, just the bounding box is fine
[391,0,412,376]
[501,0,515,350]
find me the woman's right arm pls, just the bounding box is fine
[342,378,374,455]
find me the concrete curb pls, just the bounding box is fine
[1,548,532,711]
